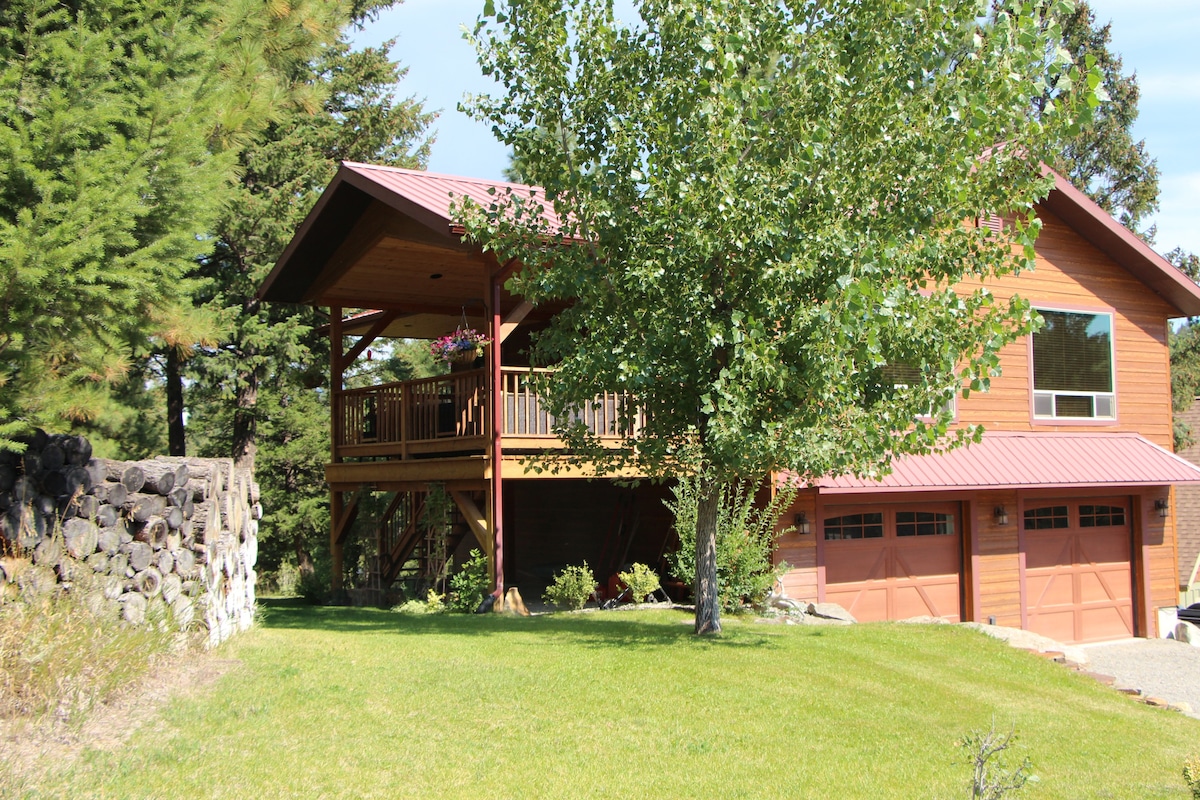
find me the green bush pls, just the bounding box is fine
[297,563,331,605]
[543,563,596,611]
[666,478,795,612]
[618,563,661,603]
[449,549,490,613]
[1184,754,1200,799]
[392,590,446,616]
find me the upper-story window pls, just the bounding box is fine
[1032,309,1115,420]
[882,364,955,420]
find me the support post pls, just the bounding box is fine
[490,280,505,596]
[330,306,345,594]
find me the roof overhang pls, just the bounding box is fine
[801,431,1200,495]
[1041,168,1200,317]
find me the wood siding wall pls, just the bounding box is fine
[953,205,1176,449]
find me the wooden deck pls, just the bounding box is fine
[333,367,641,461]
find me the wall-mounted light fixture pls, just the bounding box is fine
[993,505,1008,526]
[1156,499,1170,518]
[793,512,811,535]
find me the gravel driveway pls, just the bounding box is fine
[1083,638,1200,718]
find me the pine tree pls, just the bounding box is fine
[0,0,350,451]
[185,33,434,573]
[1040,1,1160,231]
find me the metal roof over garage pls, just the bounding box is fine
[808,431,1200,494]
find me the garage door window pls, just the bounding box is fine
[1024,505,1069,529]
[823,513,884,540]
[1079,504,1126,527]
[895,511,954,536]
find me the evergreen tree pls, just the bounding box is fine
[1038,1,1159,231]
[0,0,350,452]
[186,32,434,573]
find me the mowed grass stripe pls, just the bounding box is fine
[23,601,1200,799]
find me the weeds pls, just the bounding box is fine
[0,579,178,723]
[960,723,1036,799]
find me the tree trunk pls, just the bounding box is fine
[693,478,722,635]
[167,346,186,456]
[232,345,258,473]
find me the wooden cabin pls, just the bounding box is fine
[260,162,1200,643]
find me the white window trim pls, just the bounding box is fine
[1029,305,1117,423]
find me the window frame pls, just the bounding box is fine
[1027,304,1118,424]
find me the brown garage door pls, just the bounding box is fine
[822,503,961,622]
[1023,499,1133,644]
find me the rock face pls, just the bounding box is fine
[806,602,858,624]
[0,434,259,648]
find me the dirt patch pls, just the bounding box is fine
[0,647,241,792]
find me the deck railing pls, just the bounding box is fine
[333,367,640,458]
[500,367,642,441]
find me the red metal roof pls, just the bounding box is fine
[794,431,1200,494]
[340,161,564,233]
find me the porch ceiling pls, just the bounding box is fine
[320,235,488,313]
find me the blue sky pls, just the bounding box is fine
[357,0,1198,255]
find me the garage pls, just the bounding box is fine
[822,503,961,622]
[1022,499,1134,644]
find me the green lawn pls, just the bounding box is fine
[13,601,1199,799]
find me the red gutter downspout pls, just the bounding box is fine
[491,279,505,598]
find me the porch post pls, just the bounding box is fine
[490,279,505,596]
[330,306,345,594]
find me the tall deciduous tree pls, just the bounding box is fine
[460,0,1099,634]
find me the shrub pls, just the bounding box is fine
[543,563,596,611]
[449,549,490,613]
[1184,754,1200,799]
[297,566,331,606]
[618,563,661,603]
[392,590,446,616]
[274,562,301,597]
[666,478,795,612]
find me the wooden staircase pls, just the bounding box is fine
[375,490,472,594]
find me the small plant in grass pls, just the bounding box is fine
[449,549,490,613]
[960,724,1036,799]
[1184,754,1200,798]
[543,563,596,611]
[392,590,446,615]
[618,563,660,603]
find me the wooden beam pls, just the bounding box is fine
[333,489,362,547]
[499,300,533,344]
[343,311,398,366]
[449,490,491,556]
[325,455,490,486]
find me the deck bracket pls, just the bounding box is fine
[449,489,492,557]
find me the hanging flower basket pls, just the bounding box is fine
[431,327,490,365]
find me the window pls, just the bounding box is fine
[1079,504,1126,528]
[823,513,884,540]
[895,511,954,536]
[883,364,955,419]
[1032,309,1115,420]
[1023,505,1069,530]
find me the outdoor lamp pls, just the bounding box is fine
[793,512,811,535]
[1156,499,1170,518]
[994,505,1008,526]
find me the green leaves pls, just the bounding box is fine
[460,0,1091,484]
